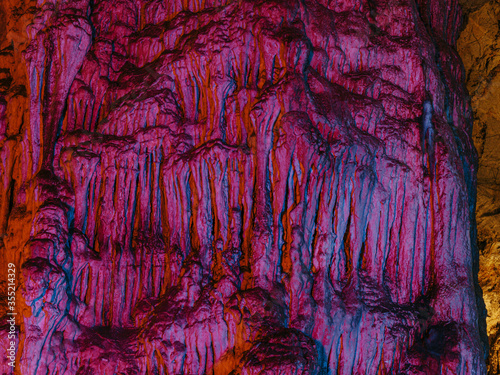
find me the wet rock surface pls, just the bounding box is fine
[0,0,488,373]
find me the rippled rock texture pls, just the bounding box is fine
[0,0,488,373]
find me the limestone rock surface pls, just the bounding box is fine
[458,1,500,373]
[0,0,488,374]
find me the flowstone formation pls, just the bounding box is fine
[0,0,488,374]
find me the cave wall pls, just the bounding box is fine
[458,1,500,373]
[0,0,488,374]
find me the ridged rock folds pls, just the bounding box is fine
[0,0,487,374]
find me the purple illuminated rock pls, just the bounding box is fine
[0,0,488,374]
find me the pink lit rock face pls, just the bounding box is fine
[0,0,488,374]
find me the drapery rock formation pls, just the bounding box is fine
[0,0,488,374]
[458,1,500,373]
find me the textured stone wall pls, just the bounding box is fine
[458,1,500,373]
[0,0,488,374]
